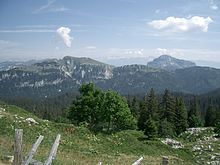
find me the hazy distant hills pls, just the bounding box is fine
[0,60,42,71]
[0,55,220,99]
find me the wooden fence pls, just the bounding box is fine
[12,129,176,165]
[13,129,60,165]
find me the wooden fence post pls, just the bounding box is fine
[162,156,169,165]
[132,157,143,165]
[44,134,61,165]
[23,135,44,165]
[13,129,23,165]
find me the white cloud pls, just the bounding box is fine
[56,27,72,47]
[211,5,218,10]
[125,49,144,56]
[208,0,218,10]
[148,16,213,32]
[103,48,145,60]
[155,48,183,56]
[156,48,168,55]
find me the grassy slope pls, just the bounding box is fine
[0,102,196,165]
[179,127,220,165]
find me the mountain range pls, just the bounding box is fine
[0,55,220,99]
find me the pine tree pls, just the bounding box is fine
[144,117,157,140]
[158,89,176,137]
[130,96,140,119]
[188,96,202,127]
[146,88,159,122]
[205,105,217,126]
[214,108,220,137]
[158,118,175,137]
[160,89,175,123]
[137,101,148,131]
[175,97,188,135]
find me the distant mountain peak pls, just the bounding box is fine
[62,56,112,66]
[147,55,196,71]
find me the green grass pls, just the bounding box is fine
[0,101,197,165]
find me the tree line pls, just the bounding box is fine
[2,83,220,138]
[67,83,220,138]
[128,89,202,139]
[128,88,220,139]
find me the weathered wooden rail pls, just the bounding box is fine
[13,129,60,165]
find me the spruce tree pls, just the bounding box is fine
[130,96,140,119]
[188,96,202,127]
[158,89,176,137]
[144,117,157,140]
[160,89,175,123]
[175,97,188,135]
[205,105,216,126]
[158,118,175,137]
[137,101,148,131]
[147,88,159,122]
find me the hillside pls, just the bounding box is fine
[174,66,220,94]
[0,56,113,98]
[0,101,199,165]
[201,88,220,98]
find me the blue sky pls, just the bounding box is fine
[0,0,220,67]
